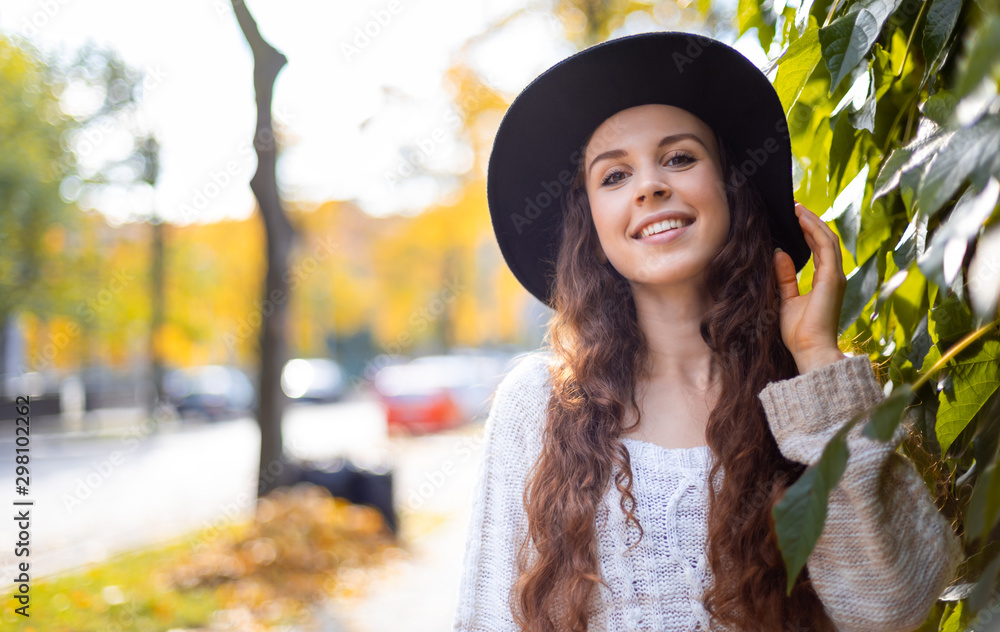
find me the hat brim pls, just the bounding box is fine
[487,30,810,308]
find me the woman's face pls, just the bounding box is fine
[583,103,730,290]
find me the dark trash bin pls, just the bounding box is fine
[287,455,397,535]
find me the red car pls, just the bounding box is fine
[372,354,507,436]
[373,362,464,436]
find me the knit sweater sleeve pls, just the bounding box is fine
[757,353,962,632]
[452,352,550,632]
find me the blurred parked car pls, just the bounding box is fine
[373,352,509,436]
[281,358,347,403]
[163,365,256,421]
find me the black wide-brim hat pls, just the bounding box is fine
[487,30,810,309]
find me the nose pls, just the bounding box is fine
[635,174,671,204]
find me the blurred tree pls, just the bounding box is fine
[0,37,143,383]
[0,37,75,382]
[137,134,166,412]
[230,0,300,496]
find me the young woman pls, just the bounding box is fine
[453,31,962,632]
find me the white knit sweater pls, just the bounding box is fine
[452,350,962,632]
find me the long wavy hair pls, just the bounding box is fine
[510,124,839,632]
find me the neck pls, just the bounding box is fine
[631,278,718,391]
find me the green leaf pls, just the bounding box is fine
[931,292,976,343]
[900,158,924,218]
[794,0,817,35]
[889,264,928,334]
[873,125,949,201]
[918,178,1000,289]
[839,254,880,334]
[818,0,903,94]
[875,268,908,320]
[970,218,1000,321]
[939,601,964,632]
[863,383,913,441]
[916,116,1000,220]
[921,0,963,88]
[966,456,1000,543]
[831,63,872,118]
[955,14,1000,99]
[829,62,878,133]
[773,427,850,594]
[908,313,932,370]
[892,213,928,270]
[774,16,822,114]
[919,91,960,127]
[737,0,760,38]
[874,146,916,201]
[871,43,894,101]
[738,0,777,51]
[828,107,857,195]
[935,337,1000,455]
[968,551,1000,612]
[847,72,877,132]
[822,163,869,260]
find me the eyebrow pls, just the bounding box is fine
[587,133,709,177]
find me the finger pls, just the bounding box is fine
[799,205,839,256]
[797,212,823,267]
[799,206,842,273]
[812,216,843,278]
[775,248,799,302]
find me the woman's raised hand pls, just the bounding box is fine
[773,202,848,375]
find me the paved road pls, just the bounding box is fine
[0,399,388,581]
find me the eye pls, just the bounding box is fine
[600,169,627,187]
[598,151,698,187]
[664,151,696,167]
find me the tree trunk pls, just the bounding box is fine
[231,0,299,497]
[148,218,165,412]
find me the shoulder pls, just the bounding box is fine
[496,349,555,397]
[484,350,555,453]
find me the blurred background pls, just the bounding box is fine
[0,0,766,630]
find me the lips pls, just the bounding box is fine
[631,211,695,239]
[634,220,693,245]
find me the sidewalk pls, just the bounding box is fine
[318,422,485,632]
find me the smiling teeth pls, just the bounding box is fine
[639,218,693,238]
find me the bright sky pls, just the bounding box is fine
[0,0,764,225]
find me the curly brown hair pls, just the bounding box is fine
[510,126,838,632]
